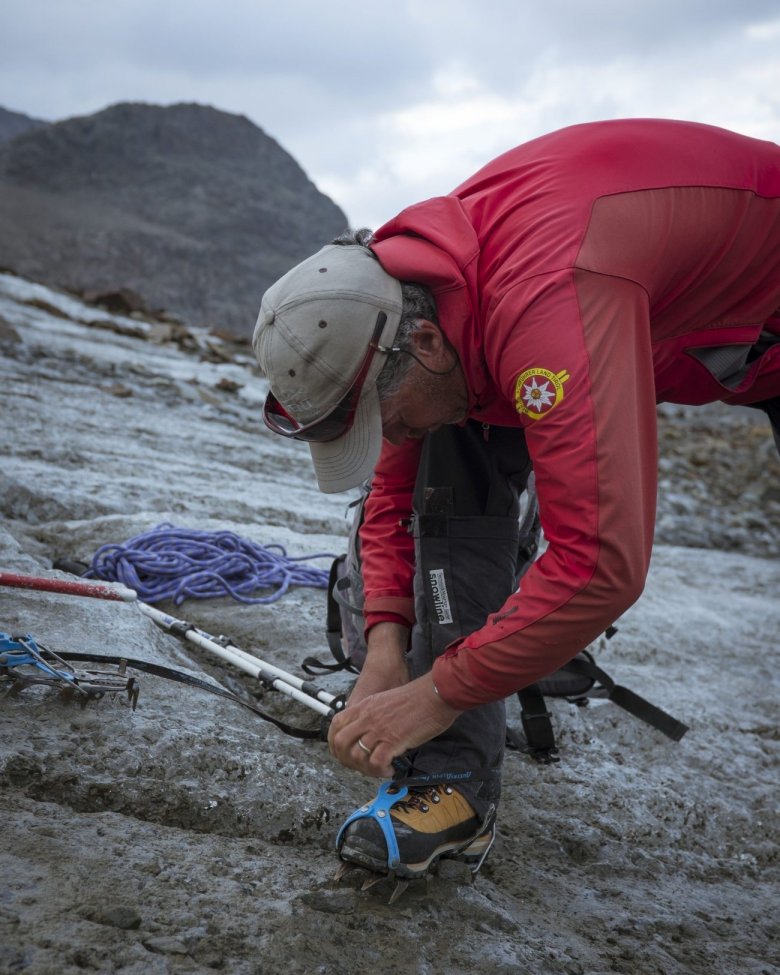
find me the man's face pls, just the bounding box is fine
[380,378,467,444]
[379,324,469,445]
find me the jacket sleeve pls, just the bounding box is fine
[360,437,423,632]
[432,269,659,709]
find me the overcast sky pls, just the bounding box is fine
[1,1,779,229]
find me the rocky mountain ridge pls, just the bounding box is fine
[0,101,347,336]
[0,105,46,144]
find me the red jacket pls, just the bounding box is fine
[362,119,780,710]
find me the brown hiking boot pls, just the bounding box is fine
[338,783,495,879]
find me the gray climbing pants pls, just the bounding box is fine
[404,420,533,818]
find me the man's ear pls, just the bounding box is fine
[410,320,446,362]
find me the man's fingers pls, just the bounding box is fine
[328,708,398,777]
[368,741,398,778]
[327,706,355,753]
[355,736,374,757]
[353,739,393,777]
[327,679,455,779]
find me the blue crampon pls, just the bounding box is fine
[336,781,410,871]
[335,766,499,884]
[0,632,78,684]
[0,632,139,705]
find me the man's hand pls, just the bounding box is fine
[328,672,461,778]
[347,621,410,709]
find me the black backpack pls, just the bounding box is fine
[303,483,688,761]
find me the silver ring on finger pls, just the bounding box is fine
[357,738,372,755]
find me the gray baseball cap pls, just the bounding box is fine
[253,244,402,493]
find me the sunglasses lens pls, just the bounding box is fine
[264,388,361,443]
[263,394,299,436]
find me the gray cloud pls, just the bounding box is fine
[0,2,431,110]
[0,1,778,228]
[427,0,780,66]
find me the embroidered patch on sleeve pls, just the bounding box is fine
[514,368,571,420]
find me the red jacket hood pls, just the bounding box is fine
[371,196,491,411]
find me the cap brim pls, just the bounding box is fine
[308,384,383,493]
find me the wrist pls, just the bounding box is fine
[424,673,461,721]
[366,621,409,659]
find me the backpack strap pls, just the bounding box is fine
[301,655,359,675]
[510,684,560,763]
[302,556,361,676]
[509,649,596,763]
[326,556,349,661]
[510,637,689,761]
[562,655,689,741]
[304,484,373,678]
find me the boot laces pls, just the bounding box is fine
[391,784,452,814]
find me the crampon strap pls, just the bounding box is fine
[335,762,500,871]
[1,634,326,741]
[336,781,409,870]
[54,650,327,739]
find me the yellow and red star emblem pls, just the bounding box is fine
[514,367,571,420]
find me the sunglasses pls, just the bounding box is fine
[263,311,390,443]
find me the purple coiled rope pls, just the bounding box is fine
[85,524,334,606]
